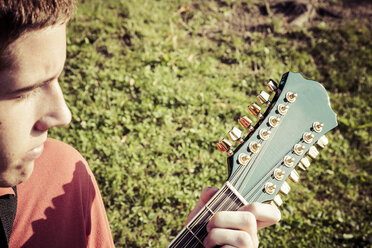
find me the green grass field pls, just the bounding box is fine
[52,0,371,247]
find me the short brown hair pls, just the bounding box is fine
[0,0,76,70]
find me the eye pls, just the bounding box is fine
[11,78,55,102]
[14,92,31,100]
[14,88,41,101]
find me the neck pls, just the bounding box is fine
[167,182,247,248]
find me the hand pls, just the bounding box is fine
[186,187,281,248]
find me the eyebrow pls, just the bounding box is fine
[0,61,66,99]
[9,76,57,95]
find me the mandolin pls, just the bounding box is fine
[167,72,338,248]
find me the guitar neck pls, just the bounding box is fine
[168,182,247,248]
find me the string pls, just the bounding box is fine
[238,119,282,191]
[169,186,230,248]
[187,186,241,247]
[232,101,291,193]
[169,184,246,248]
[171,187,232,247]
[248,134,303,203]
[189,188,244,248]
[230,114,282,192]
[169,100,293,247]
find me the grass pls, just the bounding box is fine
[51,0,371,247]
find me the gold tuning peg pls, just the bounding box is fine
[294,144,306,155]
[264,182,277,194]
[277,104,289,115]
[217,139,233,156]
[249,141,261,153]
[259,129,271,140]
[257,91,271,106]
[269,116,280,127]
[289,169,300,183]
[248,103,263,119]
[316,135,329,148]
[313,122,324,133]
[303,132,314,144]
[266,79,278,93]
[228,127,243,144]
[285,91,297,103]
[238,116,254,132]
[307,146,319,159]
[279,181,291,195]
[273,168,285,180]
[283,155,295,167]
[238,153,251,166]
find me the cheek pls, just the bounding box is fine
[0,102,37,158]
[0,110,36,186]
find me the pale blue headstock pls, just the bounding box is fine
[226,72,338,204]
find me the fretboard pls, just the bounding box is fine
[167,182,247,248]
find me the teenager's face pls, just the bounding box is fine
[0,24,71,187]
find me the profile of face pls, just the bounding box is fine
[0,23,71,187]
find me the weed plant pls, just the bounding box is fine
[51,0,371,247]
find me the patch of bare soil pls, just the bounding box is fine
[202,0,372,36]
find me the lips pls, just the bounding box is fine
[24,143,45,161]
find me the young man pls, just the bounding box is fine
[0,1,280,247]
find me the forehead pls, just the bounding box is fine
[0,24,67,90]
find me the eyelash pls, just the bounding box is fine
[15,91,35,100]
[14,86,44,101]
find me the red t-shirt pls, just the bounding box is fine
[9,138,115,248]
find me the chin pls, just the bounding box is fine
[0,161,35,187]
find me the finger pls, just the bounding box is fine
[207,211,257,233]
[221,246,237,248]
[207,211,258,246]
[185,187,218,224]
[203,228,255,248]
[239,202,281,229]
[199,187,219,204]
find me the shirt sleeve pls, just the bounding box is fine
[84,165,115,248]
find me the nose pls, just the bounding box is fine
[33,81,72,132]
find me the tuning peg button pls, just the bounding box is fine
[297,163,306,171]
[297,157,311,171]
[270,195,283,207]
[257,91,271,106]
[267,79,278,92]
[299,157,311,170]
[289,169,300,183]
[307,146,319,159]
[317,135,329,148]
[248,103,263,119]
[238,116,254,132]
[272,195,283,207]
[228,127,243,144]
[280,181,291,195]
[217,139,233,156]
